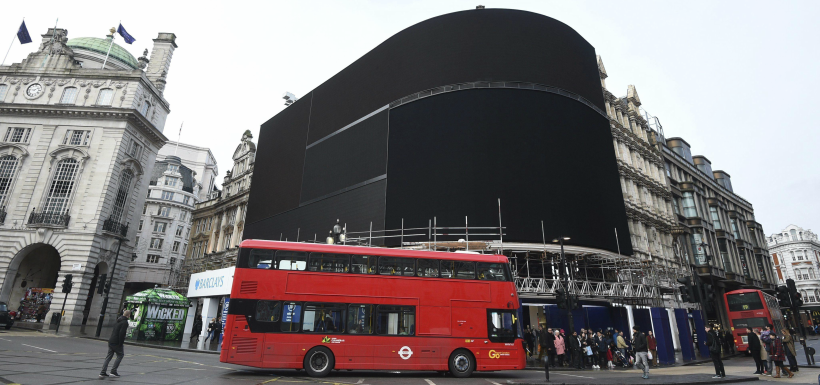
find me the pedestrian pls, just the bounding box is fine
[761,325,774,376]
[632,326,649,379]
[616,330,628,365]
[190,314,203,344]
[524,326,534,357]
[204,317,217,343]
[569,330,582,369]
[646,330,658,367]
[722,329,734,354]
[595,330,607,369]
[554,330,565,367]
[545,327,556,367]
[99,309,131,378]
[214,316,223,343]
[769,331,793,378]
[782,328,798,372]
[747,328,764,375]
[705,324,725,378]
[36,304,46,323]
[537,325,548,361]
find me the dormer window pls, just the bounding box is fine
[167,165,179,173]
[63,129,91,146]
[60,87,78,104]
[96,89,114,106]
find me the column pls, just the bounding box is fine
[625,305,635,333]
[667,308,680,350]
[197,297,219,349]
[182,300,197,343]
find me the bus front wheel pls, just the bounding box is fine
[304,347,335,377]
[448,349,475,378]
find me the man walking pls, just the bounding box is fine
[537,325,548,361]
[190,314,203,344]
[705,324,725,378]
[524,325,535,358]
[632,326,649,379]
[545,327,556,367]
[99,309,130,378]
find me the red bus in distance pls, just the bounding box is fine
[724,289,784,353]
[221,240,526,377]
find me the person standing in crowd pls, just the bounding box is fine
[99,310,131,378]
[595,330,607,369]
[524,325,535,358]
[782,328,798,373]
[190,315,203,344]
[757,329,770,375]
[213,316,223,344]
[705,324,725,378]
[545,328,556,367]
[36,304,47,323]
[554,330,565,367]
[722,329,734,354]
[646,330,658,367]
[616,330,628,364]
[769,330,793,378]
[569,330,582,369]
[632,326,649,379]
[747,328,764,375]
[761,325,774,376]
[538,325,549,361]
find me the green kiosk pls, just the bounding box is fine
[123,288,191,341]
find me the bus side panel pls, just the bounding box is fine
[225,315,263,364]
[343,338,374,368]
[419,306,450,335]
[451,305,487,338]
[476,342,525,371]
[265,335,308,368]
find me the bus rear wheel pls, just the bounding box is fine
[304,347,335,377]
[448,349,475,378]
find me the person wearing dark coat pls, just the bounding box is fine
[544,328,556,367]
[100,310,131,378]
[747,328,764,374]
[191,315,203,343]
[568,331,583,369]
[524,326,535,357]
[705,324,725,378]
[595,330,608,368]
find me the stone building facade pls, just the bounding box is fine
[768,225,820,303]
[176,131,254,291]
[0,27,176,332]
[125,140,216,296]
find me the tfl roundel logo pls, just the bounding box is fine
[398,346,413,360]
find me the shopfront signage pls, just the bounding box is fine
[187,267,234,298]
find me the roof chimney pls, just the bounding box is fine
[145,33,177,95]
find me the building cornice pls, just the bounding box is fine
[0,104,167,145]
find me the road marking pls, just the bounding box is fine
[486,380,503,385]
[21,344,56,353]
[0,338,11,342]
[551,372,594,379]
[260,378,281,384]
[424,380,436,385]
[356,380,365,385]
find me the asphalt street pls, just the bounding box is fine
[0,329,817,385]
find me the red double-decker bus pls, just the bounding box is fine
[221,240,525,377]
[724,289,784,353]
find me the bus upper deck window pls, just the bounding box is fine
[350,255,377,274]
[308,253,349,273]
[477,262,511,281]
[441,260,475,279]
[248,249,275,269]
[276,250,308,271]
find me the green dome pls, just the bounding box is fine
[67,37,139,69]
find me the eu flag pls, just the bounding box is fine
[17,21,32,44]
[117,23,135,44]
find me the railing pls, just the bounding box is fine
[102,217,129,237]
[0,206,5,224]
[515,277,661,300]
[28,210,70,227]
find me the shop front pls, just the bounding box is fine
[183,267,234,345]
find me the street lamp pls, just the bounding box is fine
[552,236,574,336]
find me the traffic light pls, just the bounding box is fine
[703,284,715,304]
[787,279,804,308]
[677,276,698,303]
[61,274,73,293]
[556,288,567,309]
[776,285,792,308]
[96,274,107,295]
[568,294,580,310]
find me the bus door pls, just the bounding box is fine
[480,309,522,369]
[344,304,374,367]
[372,306,421,369]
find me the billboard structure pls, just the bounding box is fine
[124,288,191,341]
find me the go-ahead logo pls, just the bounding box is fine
[488,350,510,359]
[194,276,224,290]
[398,346,413,360]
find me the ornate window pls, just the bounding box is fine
[3,127,31,143]
[161,191,174,200]
[127,139,142,158]
[0,155,20,208]
[139,101,150,115]
[96,89,114,106]
[0,84,8,101]
[146,254,160,263]
[63,129,91,146]
[110,169,133,223]
[60,87,78,104]
[43,159,80,214]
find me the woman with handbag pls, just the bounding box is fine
[769,332,794,378]
[782,328,798,372]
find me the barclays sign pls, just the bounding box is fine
[186,267,234,298]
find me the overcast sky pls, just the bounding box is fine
[3,0,818,237]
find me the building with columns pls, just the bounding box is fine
[768,225,820,304]
[0,27,177,332]
[176,130,254,294]
[125,141,217,298]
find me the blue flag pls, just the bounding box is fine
[117,23,135,44]
[17,21,32,44]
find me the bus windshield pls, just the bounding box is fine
[727,293,764,312]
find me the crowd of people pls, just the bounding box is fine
[745,324,799,378]
[523,325,655,378]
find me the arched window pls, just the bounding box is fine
[60,87,78,104]
[110,169,134,223]
[96,89,114,106]
[0,155,20,208]
[43,159,80,214]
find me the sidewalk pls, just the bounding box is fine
[510,373,758,385]
[75,323,222,354]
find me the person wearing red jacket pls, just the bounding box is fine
[647,330,658,367]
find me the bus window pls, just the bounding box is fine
[477,262,511,281]
[276,250,307,271]
[441,261,475,279]
[488,309,520,343]
[347,304,374,334]
[376,306,415,336]
[350,255,377,274]
[256,301,281,322]
[280,302,302,332]
[416,259,440,277]
[727,293,764,311]
[246,249,275,269]
[379,257,415,276]
[308,253,349,273]
[303,303,346,333]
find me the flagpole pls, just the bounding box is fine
[174,121,183,155]
[41,18,58,67]
[101,25,116,69]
